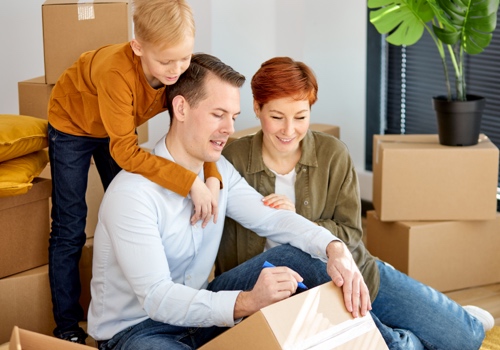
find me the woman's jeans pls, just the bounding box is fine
[48,123,121,336]
[99,245,485,350]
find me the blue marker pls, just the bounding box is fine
[262,261,308,290]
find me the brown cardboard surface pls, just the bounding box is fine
[8,326,94,350]
[372,134,499,221]
[228,123,340,145]
[0,266,56,344]
[40,160,103,238]
[0,178,51,279]
[18,76,54,120]
[42,0,130,84]
[366,211,500,292]
[201,282,388,350]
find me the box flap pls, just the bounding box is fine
[9,327,93,349]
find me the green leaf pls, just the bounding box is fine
[434,0,500,54]
[368,0,435,46]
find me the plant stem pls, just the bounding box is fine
[427,21,452,100]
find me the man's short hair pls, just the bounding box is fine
[166,53,246,123]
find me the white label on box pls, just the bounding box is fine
[78,4,95,20]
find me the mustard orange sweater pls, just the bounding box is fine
[48,43,220,196]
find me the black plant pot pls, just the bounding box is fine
[432,95,485,146]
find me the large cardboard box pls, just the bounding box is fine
[18,76,54,120]
[228,123,340,145]
[0,266,56,344]
[366,210,500,292]
[0,178,51,279]
[201,282,388,350]
[42,0,130,84]
[8,327,94,349]
[372,134,499,221]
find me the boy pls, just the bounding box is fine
[47,0,220,343]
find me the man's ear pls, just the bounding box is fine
[130,39,143,57]
[172,95,187,122]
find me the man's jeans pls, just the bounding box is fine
[99,245,484,350]
[48,124,121,336]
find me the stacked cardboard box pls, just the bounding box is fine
[367,134,500,292]
[17,0,148,145]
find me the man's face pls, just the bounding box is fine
[182,76,240,167]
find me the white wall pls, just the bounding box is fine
[0,0,372,200]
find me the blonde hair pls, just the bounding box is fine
[133,0,195,48]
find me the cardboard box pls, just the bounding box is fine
[18,76,54,120]
[201,282,388,350]
[8,326,94,349]
[0,266,56,344]
[79,238,94,320]
[366,211,500,292]
[0,178,51,279]
[42,0,130,84]
[228,123,340,145]
[372,134,499,221]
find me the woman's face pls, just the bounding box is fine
[255,97,310,155]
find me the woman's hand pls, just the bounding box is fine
[262,194,296,212]
[189,177,219,227]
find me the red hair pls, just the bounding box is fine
[251,57,318,109]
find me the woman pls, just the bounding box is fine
[216,56,492,350]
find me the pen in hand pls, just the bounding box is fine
[262,261,308,290]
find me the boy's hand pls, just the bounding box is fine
[326,241,372,318]
[262,194,295,212]
[189,177,219,227]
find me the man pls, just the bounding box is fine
[88,53,369,350]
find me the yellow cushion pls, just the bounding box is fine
[0,150,49,197]
[0,115,48,163]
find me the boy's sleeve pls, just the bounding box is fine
[97,71,198,197]
[203,162,223,188]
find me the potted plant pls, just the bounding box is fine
[368,0,499,146]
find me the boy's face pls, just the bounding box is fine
[131,36,194,88]
[179,76,240,168]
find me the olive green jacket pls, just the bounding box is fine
[216,130,380,301]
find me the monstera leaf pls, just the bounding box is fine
[368,0,455,46]
[432,0,499,54]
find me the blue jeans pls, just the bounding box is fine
[48,124,122,337]
[97,245,485,350]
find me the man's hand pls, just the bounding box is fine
[233,266,303,319]
[189,177,219,227]
[326,241,371,318]
[262,194,296,212]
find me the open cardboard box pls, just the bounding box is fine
[201,282,388,350]
[8,326,94,349]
